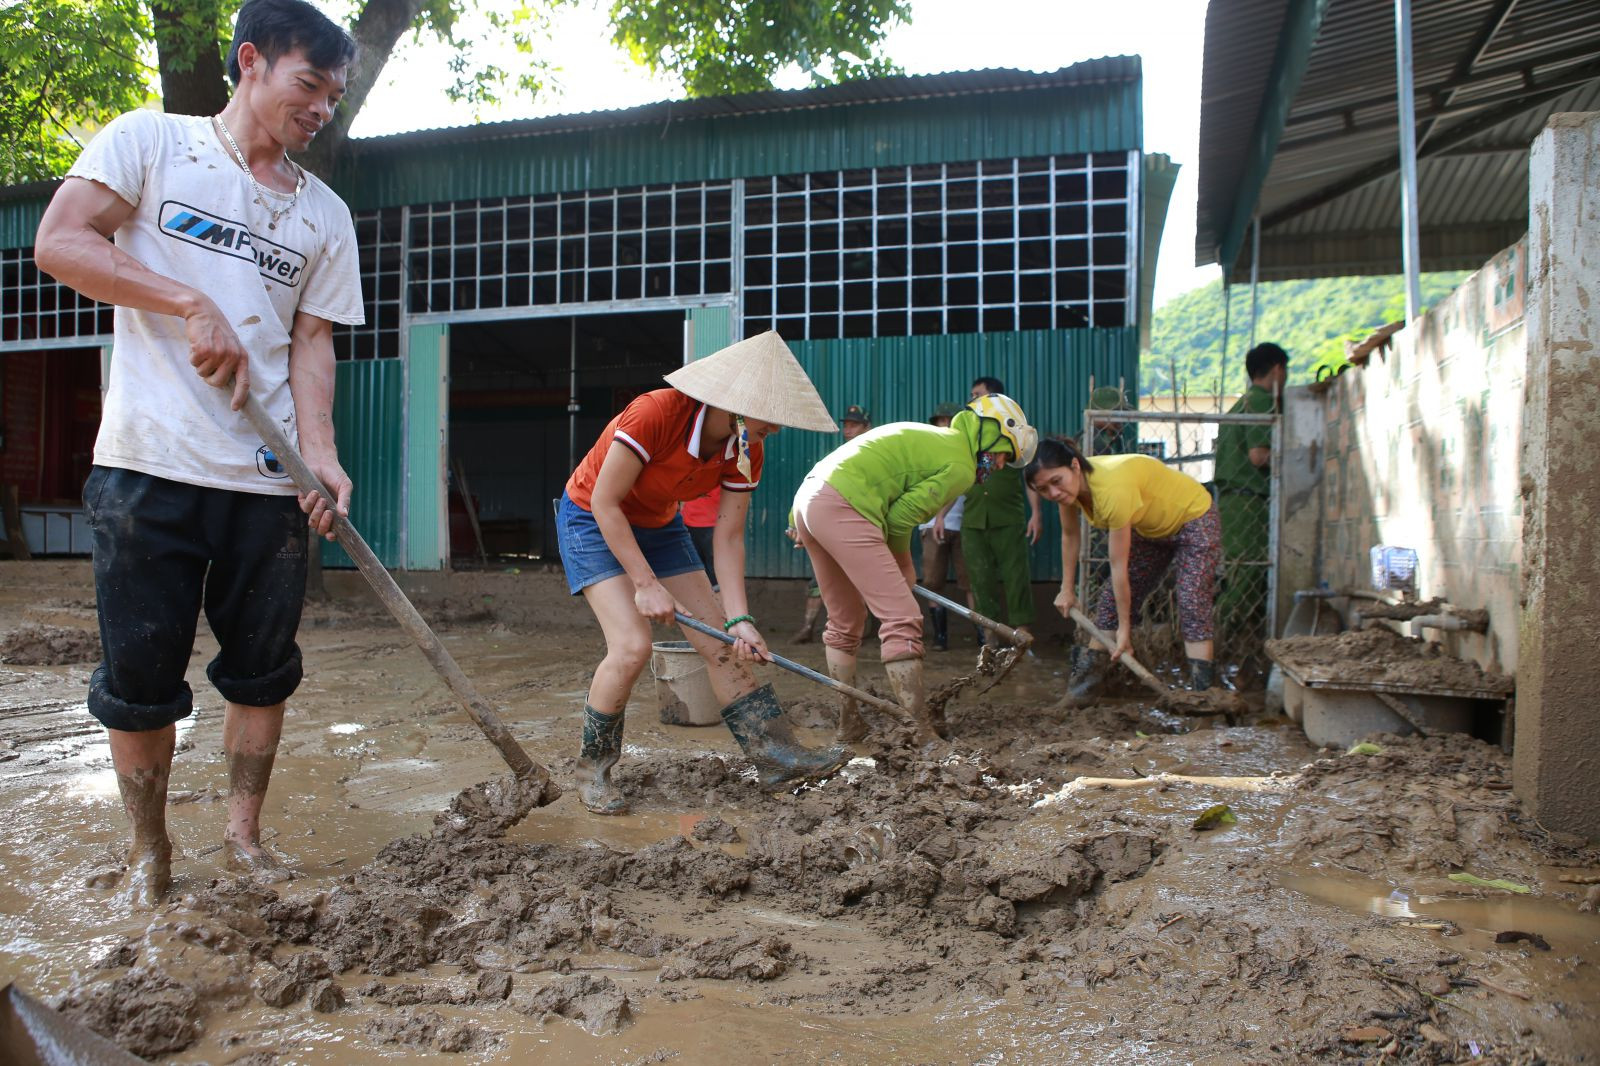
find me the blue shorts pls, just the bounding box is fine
[557,492,706,595]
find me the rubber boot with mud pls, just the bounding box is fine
[721,683,850,790]
[929,607,949,651]
[576,705,627,815]
[1061,645,1111,709]
[882,657,943,748]
[1188,658,1217,692]
[824,647,869,744]
[792,595,822,644]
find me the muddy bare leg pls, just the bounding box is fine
[107,725,175,907]
[222,700,293,882]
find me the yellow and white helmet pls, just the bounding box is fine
[967,393,1038,465]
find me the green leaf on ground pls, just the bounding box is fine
[1447,873,1530,894]
[1135,731,1150,738]
[1192,804,1238,831]
[1347,742,1384,756]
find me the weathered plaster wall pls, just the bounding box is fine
[1318,242,1528,676]
[1275,385,1324,630]
[1514,112,1600,839]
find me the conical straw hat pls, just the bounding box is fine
[664,331,837,432]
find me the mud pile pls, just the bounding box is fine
[1268,627,1512,691]
[0,623,101,665]
[49,707,1600,1063]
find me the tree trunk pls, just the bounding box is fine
[296,0,427,176]
[152,1,230,117]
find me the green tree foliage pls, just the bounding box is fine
[0,0,912,183]
[609,0,910,96]
[0,0,155,184]
[1146,272,1471,396]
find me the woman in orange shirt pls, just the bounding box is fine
[559,333,846,814]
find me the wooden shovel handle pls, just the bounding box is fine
[241,395,548,786]
[1067,606,1172,699]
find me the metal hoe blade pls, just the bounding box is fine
[975,642,1026,694]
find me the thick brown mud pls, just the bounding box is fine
[1269,628,1513,692]
[2,561,1597,1064]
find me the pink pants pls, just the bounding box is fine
[793,482,922,661]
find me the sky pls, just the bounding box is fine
[345,0,1219,309]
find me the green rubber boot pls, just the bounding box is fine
[721,684,850,790]
[1188,658,1217,692]
[1062,645,1111,709]
[576,705,627,815]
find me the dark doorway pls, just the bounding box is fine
[0,346,102,555]
[1,346,101,504]
[447,311,683,564]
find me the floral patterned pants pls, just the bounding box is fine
[1094,503,1221,642]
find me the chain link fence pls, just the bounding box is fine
[1076,405,1280,686]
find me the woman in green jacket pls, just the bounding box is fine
[791,394,1037,745]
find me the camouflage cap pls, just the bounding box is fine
[840,404,870,424]
[930,402,962,422]
[1089,386,1133,411]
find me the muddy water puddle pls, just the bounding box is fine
[1282,870,1600,949]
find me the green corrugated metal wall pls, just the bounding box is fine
[321,358,404,568]
[406,323,448,569]
[333,84,1140,211]
[687,306,732,360]
[744,327,1138,580]
[0,197,46,250]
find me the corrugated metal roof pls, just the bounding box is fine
[333,63,1143,211]
[348,59,1143,151]
[1196,0,1600,281]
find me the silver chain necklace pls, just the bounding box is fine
[213,114,304,230]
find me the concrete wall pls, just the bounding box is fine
[1514,112,1600,839]
[1275,385,1324,631]
[1316,241,1528,675]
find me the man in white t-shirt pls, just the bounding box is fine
[34,0,362,906]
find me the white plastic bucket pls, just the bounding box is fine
[651,641,720,726]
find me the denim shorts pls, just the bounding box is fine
[557,492,706,595]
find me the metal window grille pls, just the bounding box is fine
[741,152,1134,341]
[333,207,404,361]
[0,248,112,351]
[1076,409,1281,683]
[404,181,735,317]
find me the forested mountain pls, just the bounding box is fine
[1145,272,1471,396]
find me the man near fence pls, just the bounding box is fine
[1214,343,1288,683]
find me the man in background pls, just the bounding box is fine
[681,486,721,591]
[961,378,1040,646]
[918,403,971,650]
[1087,385,1135,457]
[1214,342,1288,685]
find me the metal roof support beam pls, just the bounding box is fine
[1394,0,1423,322]
[1258,73,1593,232]
[1215,0,1332,277]
[1275,61,1600,155]
[1249,214,1261,348]
[1277,31,1596,133]
[1416,0,1519,153]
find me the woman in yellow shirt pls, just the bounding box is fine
[1026,437,1222,701]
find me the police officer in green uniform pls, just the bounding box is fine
[960,377,1042,644]
[1213,343,1288,680]
[1087,385,1135,458]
